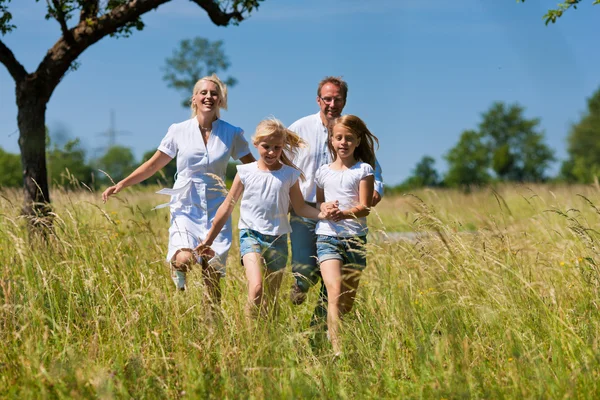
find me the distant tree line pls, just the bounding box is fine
[0,136,238,190]
[387,86,600,193]
[2,86,600,192]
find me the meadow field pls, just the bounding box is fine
[1,184,600,399]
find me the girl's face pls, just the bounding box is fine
[255,134,284,168]
[193,81,220,115]
[331,125,360,160]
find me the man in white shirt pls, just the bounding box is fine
[288,76,384,312]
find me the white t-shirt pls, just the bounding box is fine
[288,112,385,203]
[237,162,302,236]
[315,161,374,237]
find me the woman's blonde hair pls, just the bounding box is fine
[190,74,228,118]
[329,115,379,168]
[252,118,306,180]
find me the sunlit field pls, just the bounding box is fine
[1,184,600,398]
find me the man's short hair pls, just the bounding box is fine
[317,76,348,100]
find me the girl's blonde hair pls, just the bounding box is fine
[329,115,379,168]
[190,74,228,118]
[252,118,306,180]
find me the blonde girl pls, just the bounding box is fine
[196,118,332,317]
[314,114,379,354]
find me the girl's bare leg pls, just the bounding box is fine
[339,268,362,317]
[202,258,222,308]
[243,252,265,318]
[320,259,344,354]
[264,268,284,318]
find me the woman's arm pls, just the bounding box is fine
[289,182,325,220]
[102,150,172,202]
[340,175,374,219]
[198,174,244,248]
[239,153,256,164]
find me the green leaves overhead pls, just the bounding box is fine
[163,37,236,108]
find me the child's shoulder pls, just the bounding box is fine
[353,161,374,176]
[236,161,257,173]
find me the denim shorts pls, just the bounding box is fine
[239,229,288,271]
[316,235,368,271]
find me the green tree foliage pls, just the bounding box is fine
[479,102,555,182]
[518,0,599,25]
[399,155,440,190]
[96,146,136,184]
[163,37,236,108]
[561,87,600,183]
[444,130,491,188]
[0,0,262,218]
[47,138,94,189]
[0,147,21,188]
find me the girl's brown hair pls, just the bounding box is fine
[252,118,306,180]
[329,115,379,168]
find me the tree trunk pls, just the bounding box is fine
[16,78,52,229]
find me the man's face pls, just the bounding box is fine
[317,83,346,124]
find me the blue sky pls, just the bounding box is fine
[0,0,599,186]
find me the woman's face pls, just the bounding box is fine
[193,80,220,115]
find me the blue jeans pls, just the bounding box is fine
[239,229,288,271]
[290,209,320,292]
[316,235,368,270]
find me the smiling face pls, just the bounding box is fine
[192,80,220,116]
[255,133,284,169]
[330,124,360,161]
[317,82,346,124]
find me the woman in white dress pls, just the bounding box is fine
[102,74,255,300]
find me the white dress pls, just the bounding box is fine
[155,117,250,274]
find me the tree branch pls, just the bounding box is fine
[50,0,76,45]
[0,39,27,83]
[79,0,99,22]
[36,0,257,99]
[189,0,244,26]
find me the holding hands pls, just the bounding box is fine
[320,200,343,221]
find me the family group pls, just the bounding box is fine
[102,75,384,353]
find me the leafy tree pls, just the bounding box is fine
[96,145,136,184]
[0,0,263,220]
[0,147,21,188]
[444,130,491,188]
[518,0,599,25]
[47,138,94,189]
[163,37,236,108]
[561,86,600,183]
[400,155,440,190]
[479,102,554,182]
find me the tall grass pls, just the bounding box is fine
[1,184,599,398]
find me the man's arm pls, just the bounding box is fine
[373,158,384,206]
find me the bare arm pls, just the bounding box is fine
[341,175,374,219]
[102,150,172,202]
[372,158,384,206]
[290,181,324,220]
[316,186,341,220]
[198,174,244,248]
[239,153,256,164]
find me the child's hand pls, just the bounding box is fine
[194,241,215,261]
[321,200,343,221]
[320,200,339,213]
